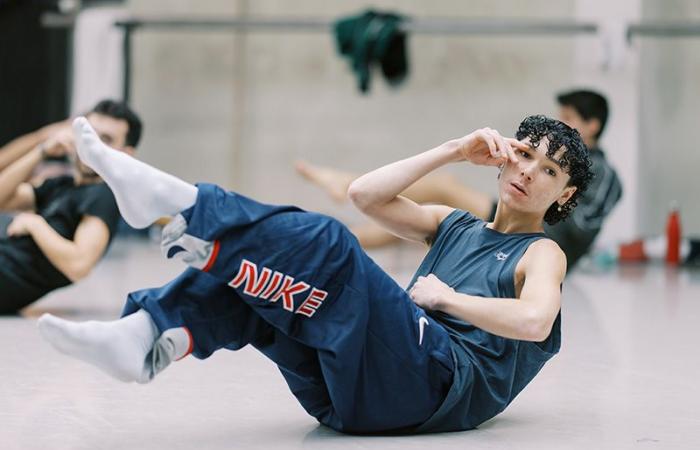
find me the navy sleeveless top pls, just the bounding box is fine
[411,209,562,432]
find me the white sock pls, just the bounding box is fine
[38,310,159,383]
[73,116,198,228]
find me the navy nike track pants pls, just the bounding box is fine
[122,183,454,433]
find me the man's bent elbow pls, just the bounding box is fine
[64,262,93,283]
[521,312,553,342]
[347,181,373,212]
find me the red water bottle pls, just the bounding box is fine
[665,202,681,265]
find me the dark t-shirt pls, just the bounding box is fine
[0,176,120,313]
[411,210,561,432]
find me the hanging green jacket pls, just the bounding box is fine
[334,10,409,93]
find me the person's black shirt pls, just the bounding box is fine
[0,176,120,313]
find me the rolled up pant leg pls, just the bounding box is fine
[123,267,340,425]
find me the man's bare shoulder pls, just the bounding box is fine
[523,238,567,275]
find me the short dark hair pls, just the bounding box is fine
[90,99,143,147]
[556,89,608,140]
[515,115,594,225]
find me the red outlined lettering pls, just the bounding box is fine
[229,259,327,316]
[260,271,283,299]
[270,275,310,312]
[229,259,272,296]
[295,288,328,318]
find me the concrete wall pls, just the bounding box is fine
[572,0,641,245]
[126,0,242,189]
[74,0,700,244]
[638,0,700,236]
[124,0,577,225]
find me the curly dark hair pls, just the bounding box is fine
[515,115,594,225]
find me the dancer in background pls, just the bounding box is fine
[0,100,142,314]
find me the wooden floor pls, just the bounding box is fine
[2,236,699,450]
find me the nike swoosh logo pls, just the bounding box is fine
[418,317,429,346]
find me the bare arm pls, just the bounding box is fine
[409,239,566,342]
[348,128,522,244]
[0,125,75,211]
[348,141,458,244]
[0,120,70,172]
[0,131,45,172]
[7,214,111,282]
[0,147,43,210]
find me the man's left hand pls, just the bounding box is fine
[409,274,454,310]
[7,213,44,237]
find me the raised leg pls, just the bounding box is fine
[72,116,197,228]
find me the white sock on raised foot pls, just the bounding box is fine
[38,310,159,383]
[72,116,198,228]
